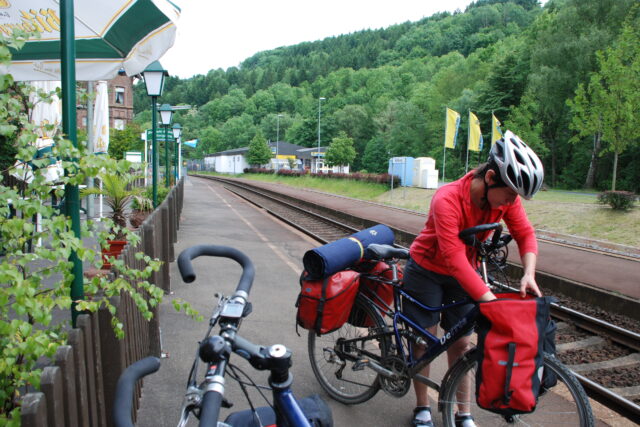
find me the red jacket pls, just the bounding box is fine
[409,172,538,300]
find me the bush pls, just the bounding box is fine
[144,184,170,205]
[597,191,637,210]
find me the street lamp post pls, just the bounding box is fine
[276,114,283,171]
[172,123,182,181]
[317,97,325,173]
[142,61,168,208]
[159,103,173,187]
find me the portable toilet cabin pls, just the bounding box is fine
[413,157,439,189]
[388,157,414,187]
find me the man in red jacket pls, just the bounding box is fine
[405,131,545,427]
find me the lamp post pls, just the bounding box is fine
[172,123,182,181]
[276,114,283,171]
[317,97,325,173]
[142,61,168,208]
[159,103,174,187]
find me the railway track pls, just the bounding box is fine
[195,174,640,422]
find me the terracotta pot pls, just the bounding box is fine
[102,239,127,269]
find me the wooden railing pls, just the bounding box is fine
[20,178,185,427]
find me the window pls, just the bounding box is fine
[114,119,125,130]
[115,86,125,104]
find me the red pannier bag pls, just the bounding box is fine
[475,293,554,416]
[296,270,360,335]
[349,261,401,327]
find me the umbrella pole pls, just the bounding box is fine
[61,0,84,326]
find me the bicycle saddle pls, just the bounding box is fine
[364,244,409,261]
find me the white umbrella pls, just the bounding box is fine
[92,81,110,218]
[10,80,63,183]
[2,0,180,81]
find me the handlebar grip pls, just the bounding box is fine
[177,245,255,294]
[113,357,161,427]
[199,390,223,427]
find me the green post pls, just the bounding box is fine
[165,128,170,187]
[152,98,158,207]
[174,139,178,181]
[61,0,83,326]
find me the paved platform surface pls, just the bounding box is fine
[136,176,447,426]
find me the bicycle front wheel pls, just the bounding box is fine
[440,349,594,427]
[308,295,390,404]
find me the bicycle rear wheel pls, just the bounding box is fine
[308,295,390,404]
[440,349,594,427]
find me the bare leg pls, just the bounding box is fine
[413,325,438,407]
[447,335,474,414]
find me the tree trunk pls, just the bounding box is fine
[611,150,618,191]
[584,132,601,189]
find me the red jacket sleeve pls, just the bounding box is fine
[431,195,489,300]
[503,199,538,257]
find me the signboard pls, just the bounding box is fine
[311,151,325,158]
[145,128,174,142]
[125,151,143,163]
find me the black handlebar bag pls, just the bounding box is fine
[475,293,555,416]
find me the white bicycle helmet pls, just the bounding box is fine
[489,130,544,199]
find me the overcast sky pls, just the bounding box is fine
[161,0,483,79]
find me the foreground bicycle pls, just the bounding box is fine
[114,245,333,427]
[308,223,594,426]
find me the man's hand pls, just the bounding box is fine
[520,273,542,298]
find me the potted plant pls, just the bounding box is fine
[129,194,154,228]
[81,166,147,268]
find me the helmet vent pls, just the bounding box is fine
[506,165,517,187]
[514,150,526,165]
[521,173,530,192]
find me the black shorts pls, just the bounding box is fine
[402,257,474,332]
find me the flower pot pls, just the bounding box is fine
[102,239,127,269]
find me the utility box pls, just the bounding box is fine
[388,157,414,187]
[421,169,439,189]
[412,157,438,189]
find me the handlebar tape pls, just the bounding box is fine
[199,390,224,427]
[177,245,255,294]
[113,357,161,427]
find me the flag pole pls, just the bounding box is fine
[442,108,447,183]
[465,109,470,173]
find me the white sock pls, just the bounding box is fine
[414,408,432,424]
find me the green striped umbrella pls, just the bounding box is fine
[1,0,180,81]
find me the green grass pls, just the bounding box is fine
[198,172,639,248]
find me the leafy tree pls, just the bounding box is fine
[108,122,143,160]
[325,131,356,168]
[362,137,389,173]
[246,129,272,166]
[568,19,640,190]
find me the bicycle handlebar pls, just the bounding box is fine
[113,357,161,427]
[458,223,502,244]
[177,245,255,295]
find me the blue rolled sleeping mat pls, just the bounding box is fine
[303,224,395,279]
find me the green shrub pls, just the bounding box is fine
[597,191,637,210]
[144,184,170,205]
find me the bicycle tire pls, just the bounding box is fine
[439,349,594,427]
[308,295,389,404]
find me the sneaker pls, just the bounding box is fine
[454,414,476,427]
[412,406,434,427]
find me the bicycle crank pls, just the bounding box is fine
[379,356,411,397]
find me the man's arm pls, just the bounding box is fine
[520,251,542,297]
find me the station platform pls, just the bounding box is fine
[136,175,439,426]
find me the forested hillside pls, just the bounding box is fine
[133,0,639,191]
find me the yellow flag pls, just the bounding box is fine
[468,112,483,152]
[445,108,460,149]
[491,113,502,146]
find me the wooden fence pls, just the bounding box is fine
[20,177,185,427]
